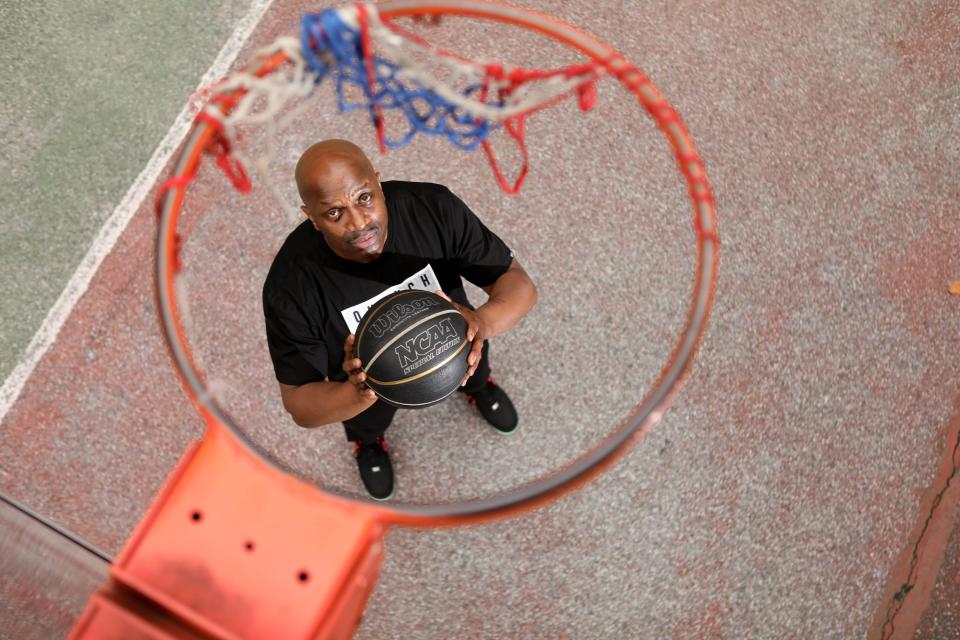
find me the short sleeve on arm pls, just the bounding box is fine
[263,290,330,386]
[440,189,514,287]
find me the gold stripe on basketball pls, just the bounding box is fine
[367,336,470,386]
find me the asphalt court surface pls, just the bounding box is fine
[1,1,959,638]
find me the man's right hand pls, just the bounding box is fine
[343,334,377,404]
[277,336,378,427]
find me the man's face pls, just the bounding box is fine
[301,158,388,263]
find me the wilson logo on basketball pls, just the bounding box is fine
[395,318,461,375]
[367,297,441,339]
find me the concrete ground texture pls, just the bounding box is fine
[1,1,958,638]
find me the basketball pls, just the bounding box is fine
[353,290,471,408]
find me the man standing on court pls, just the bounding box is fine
[262,139,537,500]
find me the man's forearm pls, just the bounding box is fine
[283,380,373,428]
[476,262,538,338]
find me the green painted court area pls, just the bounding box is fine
[0,1,256,382]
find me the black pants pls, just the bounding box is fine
[343,340,491,443]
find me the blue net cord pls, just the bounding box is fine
[300,8,496,153]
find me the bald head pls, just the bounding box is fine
[295,139,376,207]
[294,139,388,263]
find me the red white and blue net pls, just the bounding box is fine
[188,3,605,200]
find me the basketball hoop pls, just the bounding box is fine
[154,0,719,527]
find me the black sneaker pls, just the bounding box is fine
[354,437,394,501]
[464,377,518,434]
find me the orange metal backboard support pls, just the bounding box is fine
[70,417,387,640]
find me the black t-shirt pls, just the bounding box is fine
[263,180,513,386]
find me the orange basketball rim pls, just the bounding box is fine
[71,2,718,638]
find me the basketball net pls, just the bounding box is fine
[187,3,607,205]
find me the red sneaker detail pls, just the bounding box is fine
[354,436,388,456]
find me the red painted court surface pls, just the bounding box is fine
[1,1,958,638]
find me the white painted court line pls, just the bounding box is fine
[0,0,276,423]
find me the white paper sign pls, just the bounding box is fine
[340,263,440,334]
